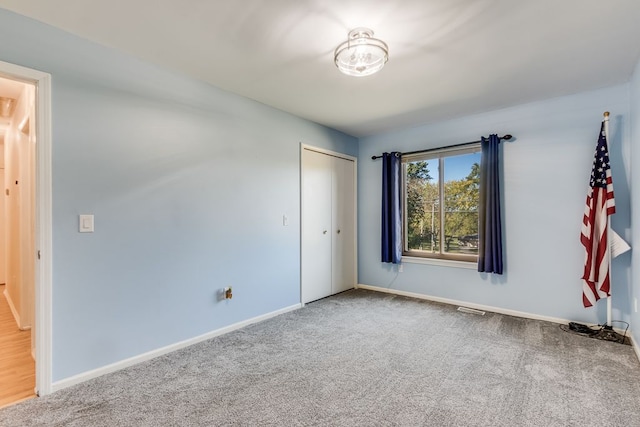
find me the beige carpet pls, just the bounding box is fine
[1,289,639,426]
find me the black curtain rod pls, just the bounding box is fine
[371,134,513,160]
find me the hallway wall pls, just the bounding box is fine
[0,138,5,286]
[2,83,35,330]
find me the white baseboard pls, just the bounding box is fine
[356,284,575,324]
[51,303,302,393]
[3,288,30,330]
[355,284,634,343]
[632,335,640,363]
[48,287,640,393]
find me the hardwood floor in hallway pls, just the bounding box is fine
[0,284,35,408]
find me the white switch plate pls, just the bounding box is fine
[79,214,94,233]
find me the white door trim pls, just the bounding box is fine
[0,60,53,396]
[300,144,357,163]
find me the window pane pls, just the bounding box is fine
[405,159,439,252]
[443,152,480,255]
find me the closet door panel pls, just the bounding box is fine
[332,156,356,294]
[301,149,333,303]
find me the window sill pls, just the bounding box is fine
[401,256,477,270]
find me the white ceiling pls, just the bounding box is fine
[1,0,640,137]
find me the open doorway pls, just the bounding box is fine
[0,61,52,403]
[0,75,36,407]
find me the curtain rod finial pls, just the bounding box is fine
[502,134,513,141]
[604,111,610,119]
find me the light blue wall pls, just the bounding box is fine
[630,58,640,347]
[358,85,632,326]
[1,6,637,385]
[0,9,357,381]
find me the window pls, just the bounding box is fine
[402,145,481,262]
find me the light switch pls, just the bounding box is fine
[283,215,289,226]
[79,214,94,233]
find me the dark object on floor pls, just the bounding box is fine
[561,322,631,345]
[593,325,630,345]
[567,322,599,336]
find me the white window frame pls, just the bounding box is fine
[401,144,481,264]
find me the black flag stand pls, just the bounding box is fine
[593,324,630,344]
[561,322,630,345]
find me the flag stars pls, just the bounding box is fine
[589,126,613,189]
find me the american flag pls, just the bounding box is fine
[580,121,615,308]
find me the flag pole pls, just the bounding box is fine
[573,111,625,343]
[596,110,627,343]
[604,111,612,327]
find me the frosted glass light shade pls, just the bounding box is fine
[334,28,389,77]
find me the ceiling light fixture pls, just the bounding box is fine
[334,28,389,77]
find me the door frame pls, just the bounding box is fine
[0,60,53,396]
[300,143,358,304]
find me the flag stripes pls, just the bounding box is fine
[580,121,615,308]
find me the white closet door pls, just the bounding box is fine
[301,149,333,303]
[332,156,356,294]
